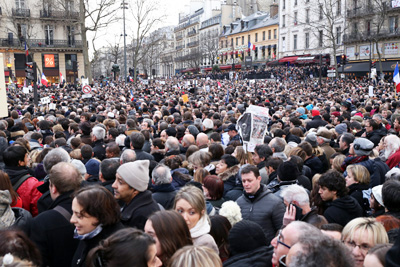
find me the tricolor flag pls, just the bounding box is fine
[248,41,256,51]
[129,76,133,82]
[59,71,64,83]
[394,62,400,93]
[130,89,134,101]
[25,41,29,57]
[41,73,48,87]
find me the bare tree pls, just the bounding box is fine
[78,0,120,82]
[201,30,220,66]
[186,48,202,70]
[370,0,388,77]
[129,0,166,82]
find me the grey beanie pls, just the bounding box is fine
[353,138,374,156]
[305,132,318,148]
[117,160,150,192]
[335,123,347,135]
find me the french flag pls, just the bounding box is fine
[394,62,400,93]
[248,41,256,51]
[41,73,48,87]
[25,42,29,57]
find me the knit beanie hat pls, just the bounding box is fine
[277,161,300,181]
[305,132,318,147]
[296,107,305,115]
[353,138,374,156]
[187,125,199,136]
[85,158,100,176]
[311,109,320,117]
[117,160,150,192]
[335,123,347,135]
[0,190,16,229]
[228,220,267,256]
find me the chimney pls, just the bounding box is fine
[270,3,278,17]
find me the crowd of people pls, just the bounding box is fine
[1,66,400,267]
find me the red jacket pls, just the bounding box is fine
[386,149,400,169]
[16,177,43,217]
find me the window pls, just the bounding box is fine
[236,37,238,45]
[263,31,266,40]
[15,0,25,9]
[221,41,224,48]
[294,0,297,5]
[352,22,358,35]
[282,15,286,27]
[319,5,323,20]
[66,0,74,12]
[293,34,297,50]
[17,23,27,40]
[274,29,277,39]
[389,16,398,33]
[366,21,370,36]
[294,12,297,25]
[282,37,286,52]
[225,40,228,47]
[283,0,286,9]
[305,32,309,48]
[67,26,75,46]
[255,33,258,42]
[268,30,271,39]
[242,36,244,44]
[248,34,250,43]
[336,0,341,15]
[45,25,54,45]
[306,9,310,23]
[336,26,341,44]
[65,54,77,69]
[231,38,233,46]
[318,30,323,47]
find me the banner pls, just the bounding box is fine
[237,105,270,152]
[384,43,399,55]
[360,45,371,57]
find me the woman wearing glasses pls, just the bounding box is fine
[342,217,389,267]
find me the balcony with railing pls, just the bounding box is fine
[347,6,374,18]
[40,10,80,20]
[12,8,30,17]
[187,41,199,48]
[176,44,185,50]
[0,38,83,48]
[175,34,183,40]
[343,28,400,43]
[187,30,197,37]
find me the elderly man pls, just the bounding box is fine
[151,164,177,210]
[384,135,400,169]
[120,149,136,164]
[269,137,287,161]
[112,160,159,229]
[91,126,106,160]
[181,134,195,154]
[196,132,209,152]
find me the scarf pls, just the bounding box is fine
[0,190,15,229]
[190,215,210,239]
[341,155,369,172]
[73,224,103,240]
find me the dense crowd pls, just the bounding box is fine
[1,66,400,267]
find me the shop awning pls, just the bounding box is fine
[203,67,212,71]
[181,68,199,73]
[295,56,317,64]
[338,62,370,73]
[279,56,299,63]
[267,60,280,66]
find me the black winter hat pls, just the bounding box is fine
[228,220,267,256]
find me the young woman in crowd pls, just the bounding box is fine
[144,210,193,266]
[168,245,222,267]
[70,185,124,267]
[215,154,239,196]
[345,165,370,214]
[174,185,218,253]
[202,175,225,208]
[86,228,162,267]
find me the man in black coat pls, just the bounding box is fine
[317,170,363,226]
[130,132,154,161]
[151,164,177,210]
[305,110,328,130]
[91,126,106,160]
[30,162,82,267]
[112,160,160,230]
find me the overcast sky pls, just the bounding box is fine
[88,0,191,56]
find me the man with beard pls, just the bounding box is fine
[384,134,400,169]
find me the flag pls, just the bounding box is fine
[248,42,256,51]
[217,81,222,88]
[59,71,64,83]
[394,62,400,93]
[41,73,48,87]
[129,76,133,82]
[225,87,230,104]
[130,89,134,101]
[25,42,29,57]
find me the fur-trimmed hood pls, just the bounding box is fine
[218,165,240,181]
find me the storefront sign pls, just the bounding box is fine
[384,43,399,55]
[44,54,55,68]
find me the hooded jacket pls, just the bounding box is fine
[4,166,43,217]
[171,168,192,190]
[366,128,386,147]
[219,165,240,196]
[323,195,363,226]
[223,246,273,267]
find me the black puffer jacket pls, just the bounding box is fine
[223,246,273,267]
[323,195,363,226]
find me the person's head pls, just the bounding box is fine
[215,154,238,174]
[252,144,273,165]
[269,137,286,153]
[320,223,344,240]
[113,160,150,203]
[151,164,172,185]
[209,215,232,252]
[202,175,224,200]
[342,217,388,267]
[49,162,82,200]
[297,141,313,157]
[365,119,379,133]
[165,136,180,152]
[3,146,28,167]
[363,243,393,267]
[105,142,120,158]
[91,126,105,142]
[277,161,300,182]
[208,143,224,161]
[351,138,374,156]
[70,185,120,235]
[286,234,354,267]
[188,150,211,171]
[196,133,209,147]
[174,185,206,230]
[0,230,41,267]
[144,210,192,265]
[318,170,348,201]
[80,144,93,160]
[382,179,400,212]
[332,154,346,172]
[168,245,222,267]
[100,158,120,182]
[130,132,145,150]
[383,134,400,160]
[280,184,310,209]
[345,165,370,187]
[270,221,321,266]
[240,164,261,195]
[87,228,162,267]
[339,133,355,151]
[120,148,136,164]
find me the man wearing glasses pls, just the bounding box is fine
[270,221,320,266]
